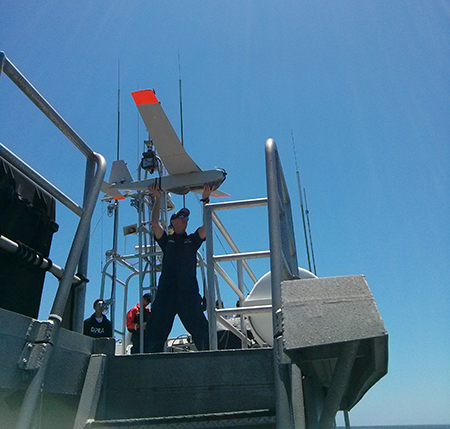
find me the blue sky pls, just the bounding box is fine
[1,1,449,425]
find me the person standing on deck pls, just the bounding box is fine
[126,293,152,354]
[144,183,212,353]
[83,299,113,338]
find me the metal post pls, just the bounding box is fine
[0,143,82,216]
[17,154,106,429]
[138,191,145,353]
[0,52,94,160]
[50,153,106,318]
[344,410,351,429]
[1,52,107,428]
[205,203,217,350]
[266,138,295,428]
[318,341,360,429]
[111,199,119,334]
[74,158,95,333]
[237,259,246,348]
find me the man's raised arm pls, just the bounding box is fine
[198,184,213,240]
[148,183,164,240]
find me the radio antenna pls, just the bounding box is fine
[178,51,186,207]
[303,187,317,275]
[178,51,184,149]
[116,61,121,161]
[291,130,312,272]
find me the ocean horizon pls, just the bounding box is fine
[337,426,450,429]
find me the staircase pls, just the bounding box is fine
[76,348,276,429]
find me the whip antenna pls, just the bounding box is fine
[116,61,121,161]
[303,187,317,275]
[178,51,184,149]
[178,51,186,207]
[291,130,312,272]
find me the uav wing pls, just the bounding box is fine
[131,89,200,175]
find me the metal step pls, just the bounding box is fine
[98,349,275,420]
[85,409,276,428]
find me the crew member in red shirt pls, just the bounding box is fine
[126,293,151,354]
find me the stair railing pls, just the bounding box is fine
[1,51,106,429]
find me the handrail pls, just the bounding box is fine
[265,138,299,428]
[1,51,107,429]
[0,143,83,216]
[204,197,271,351]
[100,249,161,353]
[0,52,96,161]
[212,211,261,283]
[100,246,211,354]
[0,235,84,285]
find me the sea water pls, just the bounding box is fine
[337,426,450,429]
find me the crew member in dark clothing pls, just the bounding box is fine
[83,299,113,338]
[145,183,212,353]
[126,293,151,354]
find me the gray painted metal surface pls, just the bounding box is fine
[0,309,94,394]
[0,308,96,429]
[98,349,275,421]
[85,410,276,428]
[74,354,108,429]
[281,275,388,424]
[281,275,387,348]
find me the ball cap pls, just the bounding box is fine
[170,208,190,221]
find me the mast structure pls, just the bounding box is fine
[109,62,121,330]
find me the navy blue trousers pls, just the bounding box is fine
[144,290,209,353]
[131,330,150,354]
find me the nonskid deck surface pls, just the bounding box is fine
[86,409,276,428]
[100,349,275,421]
[0,309,275,428]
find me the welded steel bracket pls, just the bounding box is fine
[18,320,57,372]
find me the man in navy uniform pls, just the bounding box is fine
[145,183,212,352]
[83,299,113,338]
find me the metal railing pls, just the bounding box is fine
[204,197,271,350]
[200,138,303,427]
[1,51,106,429]
[265,137,301,428]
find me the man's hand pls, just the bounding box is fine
[198,184,214,240]
[149,183,164,239]
[202,184,213,201]
[148,182,161,198]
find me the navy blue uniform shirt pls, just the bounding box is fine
[155,229,204,294]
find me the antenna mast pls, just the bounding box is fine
[291,130,312,272]
[178,51,186,207]
[110,61,121,329]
